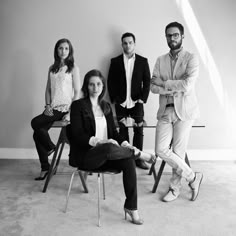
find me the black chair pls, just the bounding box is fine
[64,168,121,227]
[64,124,121,227]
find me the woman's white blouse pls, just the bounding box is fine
[50,66,73,112]
[95,115,108,140]
[89,113,130,147]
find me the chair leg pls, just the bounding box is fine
[102,174,105,200]
[78,171,89,193]
[152,160,166,193]
[148,162,154,175]
[54,141,65,174]
[149,162,157,180]
[42,142,60,193]
[97,173,101,227]
[64,170,77,213]
[185,153,191,167]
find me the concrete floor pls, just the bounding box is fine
[0,159,236,236]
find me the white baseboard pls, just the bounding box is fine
[0,148,70,160]
[145,149,236,161]
[0,148,236,160]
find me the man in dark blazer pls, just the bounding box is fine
[107,32,151,169]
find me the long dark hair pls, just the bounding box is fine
[81,69,110,115]
[50,38,74,73]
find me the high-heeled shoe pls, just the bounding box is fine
[48,147,56,156]
[147,154,157,164]
[34,171,49,181]
[124,208,144,225]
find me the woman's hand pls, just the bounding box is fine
[107,139,119,146]
[121,141,140,155]
[43,105,53,116]
[121,141,133,149]
[62,113,70,122]
[96,139,119,146]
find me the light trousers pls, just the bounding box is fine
[155,107,195,192]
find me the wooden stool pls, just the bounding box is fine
[149,149,190,193]
[148,125,204,193]
[42,120,69,193]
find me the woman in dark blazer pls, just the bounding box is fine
[67,69,155,225]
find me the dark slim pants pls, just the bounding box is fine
[83,143,138,210]
[115,103,144,151]
[31,110,67,171]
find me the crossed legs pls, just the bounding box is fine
[155,107,197,200]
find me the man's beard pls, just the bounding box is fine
[168,40,182,50]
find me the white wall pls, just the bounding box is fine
[0,0,235,152]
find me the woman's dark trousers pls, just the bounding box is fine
[83,144,138,210]
[31,110,66,171]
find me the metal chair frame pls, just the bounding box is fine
[64,168,120,227]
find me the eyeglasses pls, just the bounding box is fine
[165,33,180,40]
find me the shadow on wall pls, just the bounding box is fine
[0,49,35,148]
[99,26,124,105]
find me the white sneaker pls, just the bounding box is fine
[189,172,203,201]
[162,188,180,202]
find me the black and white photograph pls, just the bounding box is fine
[0,0,235,235]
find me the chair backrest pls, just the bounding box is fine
[66,124,78,168]
[90,169,121,175]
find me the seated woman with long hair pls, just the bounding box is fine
[31,38,81,180]
[67,69,156,225]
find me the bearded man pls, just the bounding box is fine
[151,22,203,202]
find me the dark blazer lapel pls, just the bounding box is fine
[131,54,139,82]
[105,113,112,138]
[83,98,96,132]
[118,54,126,78]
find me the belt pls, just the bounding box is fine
[166,103,174,108]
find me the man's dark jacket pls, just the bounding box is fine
[107,54,150,104]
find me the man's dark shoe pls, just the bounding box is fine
[135,160,149,170]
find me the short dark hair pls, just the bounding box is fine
[121,32,136,43]
[165,22,184,35]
